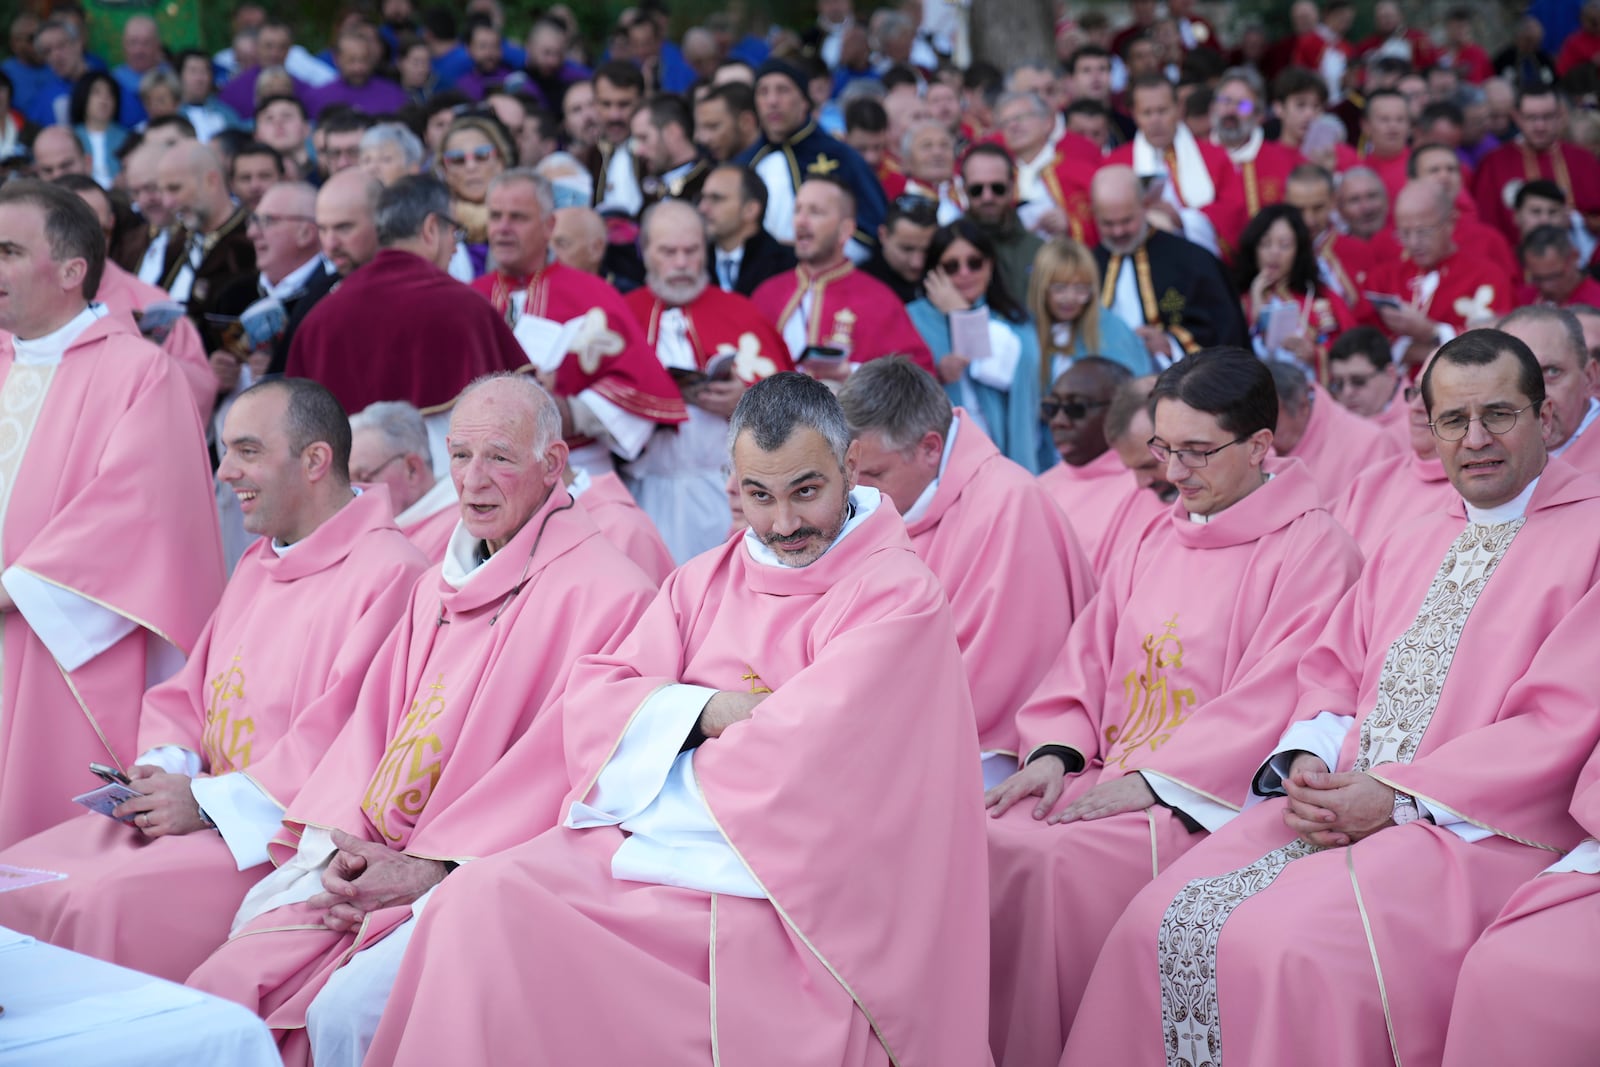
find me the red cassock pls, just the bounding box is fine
[1362,150,1412,202]
[1353,29,1437,67]
[470,261,688,427]
[1104,138,1249,253]
[622,284,795,383]
[1044,131,1103,247]
[1473,140,1600,243]
[1316,231,1379,323]
[751,262,937,372]
[1233,138,1305,218]
[1366,246,1514,338]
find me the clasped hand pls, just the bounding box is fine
[1280,753,1396,847]
[984,757,1157,823]
[308,828,450,933]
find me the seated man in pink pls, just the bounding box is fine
[1267,358,1404,506]
[0,379,427,981]
[983,347,1361,1067]
[1069,328,1600,1066]
[361,373,990,1067]
[188,375,659,1067]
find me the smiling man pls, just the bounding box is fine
[189,374,657,1067]
[361,372,990,1067]
[1068,328,1600,1067]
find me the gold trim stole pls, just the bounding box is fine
[1156,518,1525,1065]
[0,356,60,725]
[1521,142,1573,205]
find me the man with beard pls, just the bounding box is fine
[961,144,1046,311]
[629,93,711,209]
[699,163,796,297]
[622,200,793,561]
[157,140,256,353]
[1209,68,1304,218]
[1036,357,1139,564]
[587,61,645,217]
[1473,82,1600,244]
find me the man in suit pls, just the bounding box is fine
[631,92,712,212]
[699,162,795,297]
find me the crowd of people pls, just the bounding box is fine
[0,0,1599,1063]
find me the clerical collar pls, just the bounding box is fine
[394,475,457,528]
[903,415,960,524]
[567,466,593,498]
[13,304,105,365]
[743,486,880,568]
[1465,475,1539,526]
[1222,127,1263,165]
[441,521,491,589]
[1188,472,1274,523]
[1551,397,1600,458]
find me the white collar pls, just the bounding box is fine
[1187,471,1274,523]
[566,466,593,499]
[441,520,488,589]
[902,414,959,524]
[394,474,457,527]
[1221,127,1264,165]
[1464,475,1539,525]
[1551,397,1600,457]
[12,304,105,365]
[259,253,325,301]
[743,486,882,567]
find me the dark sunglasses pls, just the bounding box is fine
[940,255,987,275]
[967,181,1009,198]
[1040,397,1109,420]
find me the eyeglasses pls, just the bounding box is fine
[1327,372,1376,395]
[1429,404,1533,441]
[435,213,469,243]
[1404,385,1423,403]
[1148,435,1245,469]
[248,212,313,229]
[1040,397,1109,421]
[940,254,987,275]
[966,181,1010,198]
[442,144,497,166]
[350,452,408,483]
[892,193,939,226]
[1395,223,1446,241]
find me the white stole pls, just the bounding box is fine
[1133,124,1216,208]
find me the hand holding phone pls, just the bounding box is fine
[89,761,130,786]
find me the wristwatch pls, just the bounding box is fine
[1391,790,1421,826]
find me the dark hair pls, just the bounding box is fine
[1104,374,1156,442]
[1129,73,1175,101]
[1065,98,1111,123]
[1286,161,1334,193]
[254,93,306,121]
[1365,87,1407,114]
[881,64,920,93]
[960,141,1016,177]
[844,96,887,134]
[1519,222,1575,261]
[1234,204,1319,296]
[1066,45,1111,76]
[639,92,693,139]
[321,107,377,135]
[1270,65,1327,106]
[1327,326,1392,373]
[1184,86,1213,120]
[924,218,1026,323]
[1406,140,1458,178]
[1515,178,1567,209]
[710,162,767,214]
[241,377,354,484]
[231,140,284,175]
[464,14,497,42]
[421,5,457,40]
[703,81,754,119]
[886,192,938,229]
[1149,346,1278,437]
[523,106,559,145]
[1421,328,1546,413]
[963,60,1003,97]
[175,47,212,82]
[0,180,106,300]
[595,60,645,96]
[1515,81,1562,110]
[1417,100,1464,130]
[1367,56,1415,81]
[68,70,120,127]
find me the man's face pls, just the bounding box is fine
[644,212,707,305]
[1131,85,1178,150]
[72,186,116,249]
[528,27,565,74]
[1151,398,1268,517]
[1273,90,1322,146]
[1046,366,1115,466]
[563,82,599,147]
[1112,409,1177,502]
[905,126,955,185]
[32,131,84,181]
[733,427,857,567]
[852,428,940,515]
[1336,175,1388,239]
[1285,177,1333,239]
[468,27,502,73]
[549,210,603,273]
[1515,195,1567,236]
[1071,56,1112,103]
[0,202,78,335]
[216,388,320,540]
[231,152,280,209]
[843,127,886,170]
[1126,39,1159,79]
[1329,356,1397,417]
[336,37,376,86]
[257,101,308,153]
[158,158,206,229]
[257,27,291,68]
[1375,1,1400,33]
[317,181,379,275]
[926,83,961,130]
[1523,246,1582,305]
[486,180,548,277]
[1414,147,1463,200]
[123,19,160,72]
[877,218,934,283]
[1210,80,1259,147]
[1394,192,1452,270]
[448,390,562,552]
[793,182,849,265]
[1364,97,1410,155]
[1504,317,1596,449]
[996,99,1051,161]
[1518,94,1564,153]
[595,76,640,146]
[1428,351,1552,509]
[755,74,809,142]
[37,27,84,80]
[124,152,167,226]
[694,97,740,162]
[179,56,212,104]
[321,129,365,176]
[629,109,665,174]
[696,167,748,243]
[1396,76,1427,119]
[1093,186,1146,255]
[350,426,430,513]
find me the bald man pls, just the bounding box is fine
[156,140,257,353]
[549,205,608,277]
[33,126,89,182]
[117,141,179,281]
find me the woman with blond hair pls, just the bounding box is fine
[1028,239,1151,378]
[436,112,516,278]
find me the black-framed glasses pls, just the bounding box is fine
[1040,397,1109,421]
[351,452,408,483]
[248,212,313,229]
[435,213,469,244]
[892,192,938,226]
[1403,385,1423,403]
[966,181,1009,198]
[1429,404,1533,442]
[1327,372,1376,396]
[442,144,497,166]
[940,254,986,275]
[1148,436,1245,469]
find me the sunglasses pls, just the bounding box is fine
[443,144,497,165]
[1040,397,1109,421]
[966,181,1009,198]
[940,255,987,275]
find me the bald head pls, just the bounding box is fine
[550,206,606,274]
[33,126,86,181]
[448,373,568,553]
[253,181,319,281]
[316,168,382,275]
[1393,179,1455,269]
[159,140,232,232]
[1091,165,1146,255]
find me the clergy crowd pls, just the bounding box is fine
[3,0,1600,1063]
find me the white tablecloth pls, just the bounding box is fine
[0,926,281,1066]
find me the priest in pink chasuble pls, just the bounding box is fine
[983,348,1360,1067]
[187,375,657,1067]
[0,180,223,849]
[0,379,427,982]
[1067,328,1600,1067]
[363,372,990,1067]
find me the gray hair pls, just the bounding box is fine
[837,356,954,453]
[900,118,951,162]
[995,90,1050,120]
[350,400,434,474]
[1500,304,1589,367]
[728,372,853,468]
[139,67,180,99]
[1265,359,1311,412]
[873,10,913,43]
[455,372,562,452]
[639,198,705,250]
[838,79,887,106]
[1218,66,1265,102]
[487,167,555,214]
[375,174,451,246]
[35,18,76,44]
[360,122,424,168]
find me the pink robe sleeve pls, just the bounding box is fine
[163,315,216,423]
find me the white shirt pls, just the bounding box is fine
[259,253,325,302]
[714,245,744,291]
[137,228,170,287]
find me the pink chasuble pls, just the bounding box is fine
[987,458,1359,1067]
[364,498,991,1067]
[907,412,1095,759]
[0,315,222,848]
[186,488,655,1062]
[398,503,456,563]
[580,470,674,585]
[1066,458,1600,1067]
[1279,384,1403,506]
[94,260,216,422]
[1554,418,1600,475]
[1090,480,1168,574]
[1333,450,1455,555]
[0,488,426,981]
[1037,449,1141,567]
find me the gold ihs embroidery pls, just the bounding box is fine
[362,674,447,842]
[203,652,255,773]
[1105,615,1196,767]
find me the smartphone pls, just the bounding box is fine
[800,345,849,368]
[1363,292,1404,311]
[89,761,131,786]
